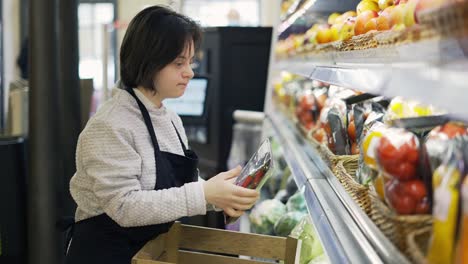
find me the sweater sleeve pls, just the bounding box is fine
[80,120,207,227]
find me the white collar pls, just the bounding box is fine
[133,88,167,114]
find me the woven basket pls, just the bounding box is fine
[314,42,337,53]
[368,194,433,254]
[418,1,468,38]
[350,31,379,50]
[406,226,431,264]
[333,160,372,215]
[374,30,405,47]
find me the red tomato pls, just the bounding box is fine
[385,162,417,181]
[377,136,420,168]
[404,138,419,163]
[313,128,326,143]
[385,179,404,203]
[414,197,430,214]
[351,142,359,155]
[392,194,416,215]
[404,180,427,201]
[348,121,356,142]
[441,123,467,139]
[300,111,313,124]
[377,137,399,162]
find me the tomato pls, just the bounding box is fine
[351,142,359,155]
[385,179,405,203]
[299,94,316,111]
[386,162,417,181]
[404,137,419,163]
[441,123,467,139]
[377,137,398,161]
[414,197,430,214]
[348,121,356,142]
[392,194,416,215]
[316,94,327,110]
[404,180,427,201]
[313,128,326,143]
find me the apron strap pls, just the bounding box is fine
[125,87,161,154]
[171,122,188,153]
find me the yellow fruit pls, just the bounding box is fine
[357,0,380,14]
[328,12,341,25]
[378,0,394,10]
[363,130,383,168]
[330,24,341,41]
[404,0,418,27]
[339,21,356,40]
[392,23,406,31]
[316,28,332,44]
[335,11,358,24]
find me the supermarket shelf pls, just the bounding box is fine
[278,0,359,34]
[275,38,468,119]
[268,109,411,264]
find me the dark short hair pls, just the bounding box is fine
[120,6,201,90]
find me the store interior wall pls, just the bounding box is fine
[2,0,21,132]
[260,0,280,27]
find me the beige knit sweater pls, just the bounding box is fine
[69,88,208,227]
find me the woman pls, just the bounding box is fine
[65,6,259,264]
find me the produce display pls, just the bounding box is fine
[244,133,330,263]
[264,1,468,262]
[271,72,468,263]
[276,0,463,57]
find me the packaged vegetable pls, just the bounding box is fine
[226,139,275,224]
[384,97,444,121]
[455,175,468,264]
[327,107,349,155]
[357,122,387,187]
[426,122,467,173]
[427,137,465,264]
[290,216,325,264]
[375,128,431,215]
[286,191,308,213]
[274,211,306,237]
[296,89,319,130]
[249,199,287,235]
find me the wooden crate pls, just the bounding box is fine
[132,222,301,264]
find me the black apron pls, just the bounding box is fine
[64,87,199,264]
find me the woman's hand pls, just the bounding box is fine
[203,166,259,218]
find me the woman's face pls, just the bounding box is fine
[153,41,195,100]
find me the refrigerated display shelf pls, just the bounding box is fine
[267,108,411,264]
[278,0,360,34]
[274,37,468,119]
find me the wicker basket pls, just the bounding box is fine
[368,194,433,254]
[333,160,372,215]
[418,1,468,38]
[406,226,431,264]
[350,32,379,50]
[374,30,405,47]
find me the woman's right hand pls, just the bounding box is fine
[203,166,259,218]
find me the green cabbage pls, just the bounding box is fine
[249,199,287,235]
[286,192,308,213]
[290,216,325,264]
[274,211,306,237]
